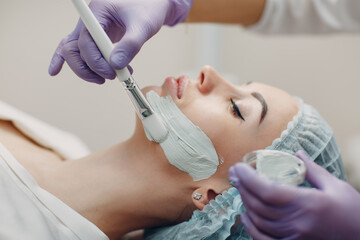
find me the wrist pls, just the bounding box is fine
[164,0,194,26]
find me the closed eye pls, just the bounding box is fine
[231,98,245,121]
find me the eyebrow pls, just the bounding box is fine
[251,92,268,124]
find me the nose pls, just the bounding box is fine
[198,65,221,94]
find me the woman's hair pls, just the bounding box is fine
[144,98,346,240]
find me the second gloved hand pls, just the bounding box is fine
[49,0,193,84]
[229,150,360,240]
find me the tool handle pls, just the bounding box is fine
[71,0,131,81]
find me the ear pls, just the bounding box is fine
[192,187,219,210]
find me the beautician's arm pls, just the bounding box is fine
[49,0,266,83]
[187,0,265,26]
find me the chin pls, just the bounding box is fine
[141,85,163,96]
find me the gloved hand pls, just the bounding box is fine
[49,0,193,84]
[229,150,360,240]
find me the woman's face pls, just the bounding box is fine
[142,66,299,181]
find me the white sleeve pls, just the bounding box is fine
[249,0,360,34]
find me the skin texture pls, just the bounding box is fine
[0,66,298,239]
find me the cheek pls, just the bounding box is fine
[180,110,240,166]
[218,129,263,168]
[179,97,225,140]
[178,97,262,168]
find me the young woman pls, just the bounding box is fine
[0,66,344,240]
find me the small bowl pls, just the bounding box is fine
[243,150,306,186]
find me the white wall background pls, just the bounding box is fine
[1,0,360,189]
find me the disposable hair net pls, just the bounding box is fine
[144,98,346,240]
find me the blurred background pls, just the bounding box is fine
[1,0,360,189]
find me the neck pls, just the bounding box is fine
[45,131,195,239]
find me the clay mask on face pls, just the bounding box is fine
[144,91,219,181]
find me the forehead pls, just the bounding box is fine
[242,82,299,114]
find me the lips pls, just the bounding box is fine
[177,76,187,99]
[165,76,188,99]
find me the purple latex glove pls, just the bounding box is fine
[229,150,360,240]
[49,0,193,84]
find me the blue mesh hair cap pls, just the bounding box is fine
[144,98,346,240]
[266,98,346,182]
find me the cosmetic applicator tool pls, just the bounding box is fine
[71,0,168,143]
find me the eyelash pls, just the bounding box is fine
[231,98,245,121]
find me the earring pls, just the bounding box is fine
[193,192,202,200]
